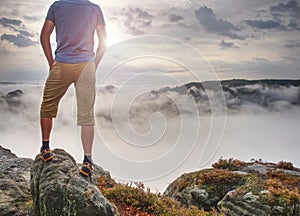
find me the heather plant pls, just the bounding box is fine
[278,161,294,170]
[212,158,245,171]
[97,176,223,216]
[266,176,300,215]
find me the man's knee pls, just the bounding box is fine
[77,115,95,126]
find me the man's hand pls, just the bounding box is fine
[95,25,107,69]
[40,20,55,70]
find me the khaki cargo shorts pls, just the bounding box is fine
[40,61,96,126]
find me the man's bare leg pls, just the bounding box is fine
[80,125,94,176]
[41,117,52,141]
[81,125,94,161]
[40,117,54,161]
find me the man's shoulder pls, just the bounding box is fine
[51,1,61,6]
[87,1,102,10]
[48,1,62,10]
[47,0,103,19]
[50,1,101,10]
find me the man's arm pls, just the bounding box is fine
[40,20,55,69]
[95,25,107,69]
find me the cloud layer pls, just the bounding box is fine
[1,81,300,189]
[3,80,299,132]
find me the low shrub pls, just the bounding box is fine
[212,158,245,171]
[97,176,223,216]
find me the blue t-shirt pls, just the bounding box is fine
[46,0,105,63]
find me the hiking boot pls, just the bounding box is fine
[80,162,93,177]
[40,149,54,162]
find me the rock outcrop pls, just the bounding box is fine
[5,89,24,98]
[2,144,300,216]
[0,89,24,111]
[30,148,118,216]
[0,145,33,216]
[164,168,246,211]
[164,159,300,216]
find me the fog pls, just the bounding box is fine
[1,82,300,191]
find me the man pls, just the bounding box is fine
[39,0,106,177]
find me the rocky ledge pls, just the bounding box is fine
[0,145,117,216]
[164,158,300,216]
[30,149,117,216]
[1,146,300,216]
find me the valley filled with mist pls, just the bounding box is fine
[1,79,300,191]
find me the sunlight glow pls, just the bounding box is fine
[94,24,124,48]
[105,24,124,47]
[106,34,122,47]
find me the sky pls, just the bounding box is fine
[0,0,299,84]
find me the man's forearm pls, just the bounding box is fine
[41,36,54,68]
[95,43,106,68]
[95,26,107,69]
[40,20,55,69]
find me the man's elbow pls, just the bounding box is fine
[102,35,107,47]
[39,34,43,44]
[98,40,107,51]
[103,41,107,50]
[40,33,47,44]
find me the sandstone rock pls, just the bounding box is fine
[164,161,300,216]
[5,89,24,98]
[164,169,245,211]
[240,163,276,175]
[1,89,24,110]
[191,188,208,202]
[0,145,32,216]
[217,190,271,216]
[272,205,284,214]
[190,188,220,210]
[30,148,118,216]
[242,192,259,203]
[283,169,300,177]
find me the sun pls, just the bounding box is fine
[94,24,124,49]
[105,24,123,47]
[105,34,121,47]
